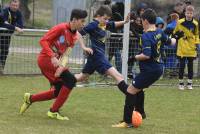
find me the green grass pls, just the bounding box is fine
[0,76,200,134]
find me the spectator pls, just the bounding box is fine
[0,0,23,71]
[107,3,124,73]
[129,14,143,78]
[156,17,165,29]
[173,5,199,90]
[104,0,111,5]
[0,7,23,32]
[169,2,185,20]
[163,13,180,77]
[136,2,148,17]
[183,0,192,7]
[182,0,192,18]
[156,17,166,64]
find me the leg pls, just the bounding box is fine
[187,57,194,80]
[114,48,122,73]
[112,85,141,128]
[75,72,90,82]
[0,35,11,68]
[187,57,194,89]
[20,86,56,114]
[106,67,128,95]
[124,70,163,123]
[106,67,124,83]
[178,57,186,90]
[48,70,77,120]
[112,70,163,127]
[135,90,146,119]
[123,85,141,123]
[50,71,76,112]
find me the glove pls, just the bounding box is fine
[172,31,184,40]
[128,56,136,64]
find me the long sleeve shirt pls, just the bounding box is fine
[39,23,78,58]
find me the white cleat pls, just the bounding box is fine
[178,84,185,90]
[187,85,193,90]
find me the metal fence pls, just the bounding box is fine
[0,29,200,86]
[106,34,200,78]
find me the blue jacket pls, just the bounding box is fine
[0,7,23,31]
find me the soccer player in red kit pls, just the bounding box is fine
[19,9,92,120]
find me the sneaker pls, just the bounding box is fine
[112,121,133,128]
[47,111,69,120]
[187,79,193,90]
[20,93,32,114]
[187,84,193,90]
[178,84,185,90]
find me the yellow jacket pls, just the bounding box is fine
[174,18,199,57]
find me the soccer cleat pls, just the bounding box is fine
[47,111,69,120]
[112,121,133,128]
[141,112,146,119]
[20,93,32,114]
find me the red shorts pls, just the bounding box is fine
[38,55,68,84]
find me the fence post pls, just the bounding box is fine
[122,0,131,82]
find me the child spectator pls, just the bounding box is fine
[173,5,199,90]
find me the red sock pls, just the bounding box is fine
[50,86,71,112]
[31,88,56,103]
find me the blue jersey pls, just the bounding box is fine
[139,28,170,71]
[79,19,115,75]
[79,19,115,54]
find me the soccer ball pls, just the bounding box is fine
[132,111,142,128]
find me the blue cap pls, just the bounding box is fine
[156,17,164,25]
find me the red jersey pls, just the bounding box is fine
[39,23,78,58]
[37,23,78,83]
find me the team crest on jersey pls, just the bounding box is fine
[98,23,106,30]
[59,35,65,44]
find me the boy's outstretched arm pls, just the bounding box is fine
[114,13,130,28]
[77,32,93,55]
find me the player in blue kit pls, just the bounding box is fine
[112,8,177,128]
[75,5,130,86]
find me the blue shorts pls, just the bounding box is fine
[132,68,163,89]
[82,53,112,75]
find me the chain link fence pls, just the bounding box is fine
[0,29,199,86]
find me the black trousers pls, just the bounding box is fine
[0,31,12,68]
[178,57,194,79]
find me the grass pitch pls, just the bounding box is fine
[0,76,200,134]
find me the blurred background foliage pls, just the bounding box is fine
[1,0,200,28]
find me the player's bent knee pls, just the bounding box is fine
[127,85,141,95]
[60,70,77,89]
[53,82,62,97]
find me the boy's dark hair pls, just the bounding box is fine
[104,0,111,5]
[94,5,112,17]
[70,9,87,21]
[184,0,192,5]
[141,8,157,24]
[10,0,20,3]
